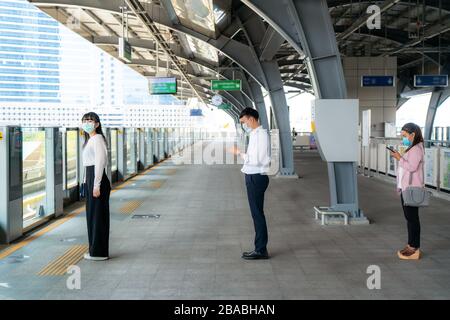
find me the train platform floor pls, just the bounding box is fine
[0,142,449,300]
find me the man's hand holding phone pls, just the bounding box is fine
[229,145,241,155]
[230,146,247,161]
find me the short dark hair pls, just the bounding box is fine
[239,107,259,120]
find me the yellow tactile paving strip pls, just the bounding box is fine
[110,161,164,194]
[148,180,164,189]
[37,244,88,276]
[0,158,174,260]
[162,168,177,175]
[0,206,85,260]
[119,200,144,214]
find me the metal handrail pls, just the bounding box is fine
[370,136,450,144]
[359,136,450,195]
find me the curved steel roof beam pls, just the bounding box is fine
[328,0,450,13]
[335,26,446,68]
[30,0,269,88]
[283,81,314,93]
[30,4,256,104]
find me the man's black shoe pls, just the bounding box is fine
[242,250,268,256]
[241,250,269,260]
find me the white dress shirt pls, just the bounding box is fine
[82,134,108,189]
[241,126,271,174]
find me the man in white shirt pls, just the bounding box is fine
[235,108,271,260]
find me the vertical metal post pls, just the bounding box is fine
[159,128,165,160]
[117,127,126,181]
[62,128,67,193]
[147,128,154,166]
[153,128,159,163]
[362,146,366,176]
[376,141,379,176]
[45,128,63,218]
[367,140,372,178]
[446,127,450,144]
[139,128,146,170]
[164,128,169,158]
[54,128,63,217]
[359,137,363,174]
[78,129,85,187]
[385,138,389,176]
[105,128,112,183]
[436,146,441,193]
[132,128,137,175]
[0,127,23,244]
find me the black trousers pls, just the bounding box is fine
[85,166,111,257]
[401,193,421,248]
[245,173,270,253]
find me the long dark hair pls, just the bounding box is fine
[401,122,424,153]
[82,112,107,147]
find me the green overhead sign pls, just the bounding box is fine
[119,37,132,63]
[211,80,241,91]
[217,103,231,110]
[149,77,177,94]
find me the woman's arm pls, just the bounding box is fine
[93,136,107,192]
[399,146,422,173]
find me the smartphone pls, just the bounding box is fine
[386,146,396,153]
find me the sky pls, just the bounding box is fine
[278,89,449,133]
[397,93,450,128]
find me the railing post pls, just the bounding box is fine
[61,128,67,193]
[436,145,441,193]
[367,140,372,178]
[374,138,379,175]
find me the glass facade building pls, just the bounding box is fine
[0,0,61,104]
[0,0,188,129]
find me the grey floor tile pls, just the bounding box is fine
[1,152,449,300]
[110,289,147,300]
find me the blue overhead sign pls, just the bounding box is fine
[361,75,395,87]
[190,109,203,116]
[414,75,448,87]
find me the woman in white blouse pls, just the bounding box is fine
[81,112,111,261]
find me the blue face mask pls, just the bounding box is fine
[242,123,252,134]
[402,137,412,147]
[82,122,95,134]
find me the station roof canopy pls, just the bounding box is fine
[29,0,450,116]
